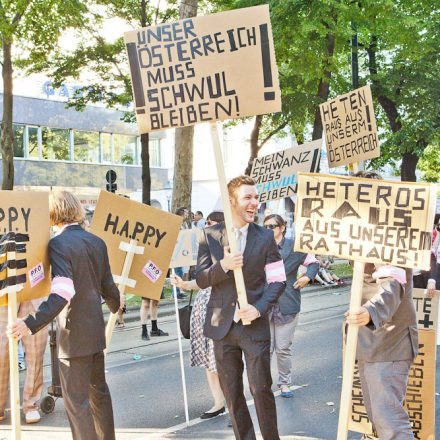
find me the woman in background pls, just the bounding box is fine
[172,211,225,419]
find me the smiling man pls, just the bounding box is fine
[196,175,286,440]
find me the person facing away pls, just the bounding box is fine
[345,170,418,440]
[196,175,286,440]
[8,190,122,440]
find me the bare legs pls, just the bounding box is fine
[205,369,225,412]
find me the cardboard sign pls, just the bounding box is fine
[348,288,438,439]
[250,139,322,203]
[124,5,281,133]
[170,229,199,269]
[320,85,379,168]
[0,191,50,306]
[90,191,182,300]
[294,173,436,270]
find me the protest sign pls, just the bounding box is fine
[294,173,436,270]
[250,139,322,203]
[170,229,199,269]
[124,5,281,133]
[0,191,50,306]
[320,85,379,168]
[348,288,438,439]
[90,191,181,300]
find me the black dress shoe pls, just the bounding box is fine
[141,330,150,340]
[150,328,169,337]
[200,407,225,419]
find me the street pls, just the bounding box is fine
[1,285,439,439]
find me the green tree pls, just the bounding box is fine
[0,0,89,189]
[418,143,440,183]
[27,0,180,204]
[356,0,440,181]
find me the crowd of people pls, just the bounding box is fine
[1,174,439,439]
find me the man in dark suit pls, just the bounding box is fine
[8,190,121,440]
[196,175,286,440]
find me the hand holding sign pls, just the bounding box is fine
[221,246,243,271]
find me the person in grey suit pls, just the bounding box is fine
[346,265,418,440]
[263,214,319,398]
[8,190,122,440]
[196,175,286,440]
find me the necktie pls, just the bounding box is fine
[233,228,243,322]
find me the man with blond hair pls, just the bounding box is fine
[196,175,286,440]
[8,190,122,440]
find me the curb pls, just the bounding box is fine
[106,278,352,325]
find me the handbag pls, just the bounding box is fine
[178,290,194,339]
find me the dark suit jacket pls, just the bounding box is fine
[25,225,120,358]
[196,222,286,341]
[277,238,319,316]
[357,268,418,362]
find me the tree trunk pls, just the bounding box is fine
[171,126,194,215]
[401,152,418,182]
[171,0,198,215]
[1,41,14,190]
[244,115,263,175]
[141,133,151,205]
[312,32,335,141]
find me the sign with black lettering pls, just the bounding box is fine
[294,173,436,270]
[0,192,50,306]
[250,140,322,203]
[320,85,379,168]
[170,229,199,269]
[90,191,182,300]
[124,5,281,133]
[348,288,438,439]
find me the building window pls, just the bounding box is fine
[114,134,136,164]
[28,126,39,159]
[42,127,70,160]
[74,130,100,163]
[13,124,25,157]
[149,139,161,167]
[101,133,112,163]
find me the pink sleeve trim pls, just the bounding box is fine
[372,266,407,285]
[303,254,318,266]
[265,260,287,283]
[52,276,75,303]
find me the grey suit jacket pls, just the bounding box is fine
[196,222,286,341]
[25,225,120,358]
[357,268,418,362]
[277,238,319,316]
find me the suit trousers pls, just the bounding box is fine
[213,321,280,440]
[358,360,414,440]
[269,314,299,387]
[58,351,115,440]
[0,302,48,414]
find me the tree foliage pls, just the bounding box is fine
[0,0,89,188]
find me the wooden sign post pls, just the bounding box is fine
[210,123,250,323]
[1,234,28,440]
[105,239,143,352]
[337,260,364,440]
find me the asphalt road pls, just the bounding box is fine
[1,286,439,440]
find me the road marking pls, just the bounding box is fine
[135,385,310,439]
